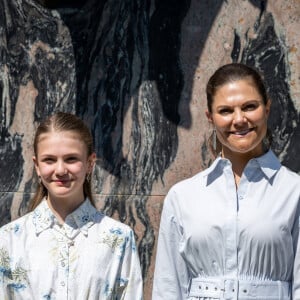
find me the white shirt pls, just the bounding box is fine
[0,199,143,300]
[152,150,300,299]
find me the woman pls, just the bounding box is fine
[152,63,300,299]
[0,112,143,299]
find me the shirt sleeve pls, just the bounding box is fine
[152,190,190,299]
[0,229,11,299]
[292,205,300,299]
[118,228,144,300]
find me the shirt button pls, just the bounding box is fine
[61,281,65,286]
[61,262,65,267]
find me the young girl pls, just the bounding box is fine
[0,112,143,299]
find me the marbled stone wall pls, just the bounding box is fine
[0,0,299,298]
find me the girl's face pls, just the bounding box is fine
[206,79,271,158]
[33,130,95,204]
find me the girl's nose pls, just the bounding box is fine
[55,161,67,175]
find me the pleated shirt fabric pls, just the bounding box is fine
[152,150,300,299]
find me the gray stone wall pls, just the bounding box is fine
[0,0,299,298]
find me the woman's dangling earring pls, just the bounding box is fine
[38,176,42,185]
[212,128,217,152]
[86,173,91,183]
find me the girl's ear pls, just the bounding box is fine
[88,153,96,173]
[33,156,40,176]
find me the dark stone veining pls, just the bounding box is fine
[0,0,299,297]
[241,13,300,172]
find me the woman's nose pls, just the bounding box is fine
[233,109,246,124]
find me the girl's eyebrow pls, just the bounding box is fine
[39,152,82,157]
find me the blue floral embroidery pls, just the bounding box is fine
[109,228,123,235]
[7,282,26,291]
[101,228,125,253]
[81,215,89,223]
[0,200,143,299]
[0,248,28,291]
[0,266,11,278]
[14,224,20,233]
[129,231,136,252]
[103,281,111,296]
[117,277,128,286]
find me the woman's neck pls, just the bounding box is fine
[221,149,262,187]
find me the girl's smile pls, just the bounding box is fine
[33,130,94,206]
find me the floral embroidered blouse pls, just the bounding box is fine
[0,199,143,300]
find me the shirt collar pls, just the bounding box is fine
[65,199,96,237]
[33,199,97,237]
[251,149,281,180]
[204,149,281,185]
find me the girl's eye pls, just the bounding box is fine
[43,158,55,164]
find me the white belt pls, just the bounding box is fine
[188,277,291,299]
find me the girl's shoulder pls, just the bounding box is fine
[0,212,32,235]
[95,212,134,237]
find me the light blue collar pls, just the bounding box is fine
[204,149,281,185]
[33,199,98,238]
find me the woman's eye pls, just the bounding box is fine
[244,104,258,111]
[66,157,78,163]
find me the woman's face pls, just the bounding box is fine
[206,79,271,158]
[33,130,95,204]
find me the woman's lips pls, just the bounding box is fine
[229,128,254,135]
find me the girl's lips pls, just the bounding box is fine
[53,179,71,185]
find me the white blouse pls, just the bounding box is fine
[152,150,300,299]
[0,199,143,299]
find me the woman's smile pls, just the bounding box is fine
[228,127,255,136]
[206,79,270,158]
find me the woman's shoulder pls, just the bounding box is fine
[168,158,221,194]
[277,164,300,185]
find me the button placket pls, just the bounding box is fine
[224,166,238,279]
[56,235,72,299]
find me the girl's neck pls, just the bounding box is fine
[46,195,85,224]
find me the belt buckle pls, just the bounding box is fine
[222,279,238,300]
